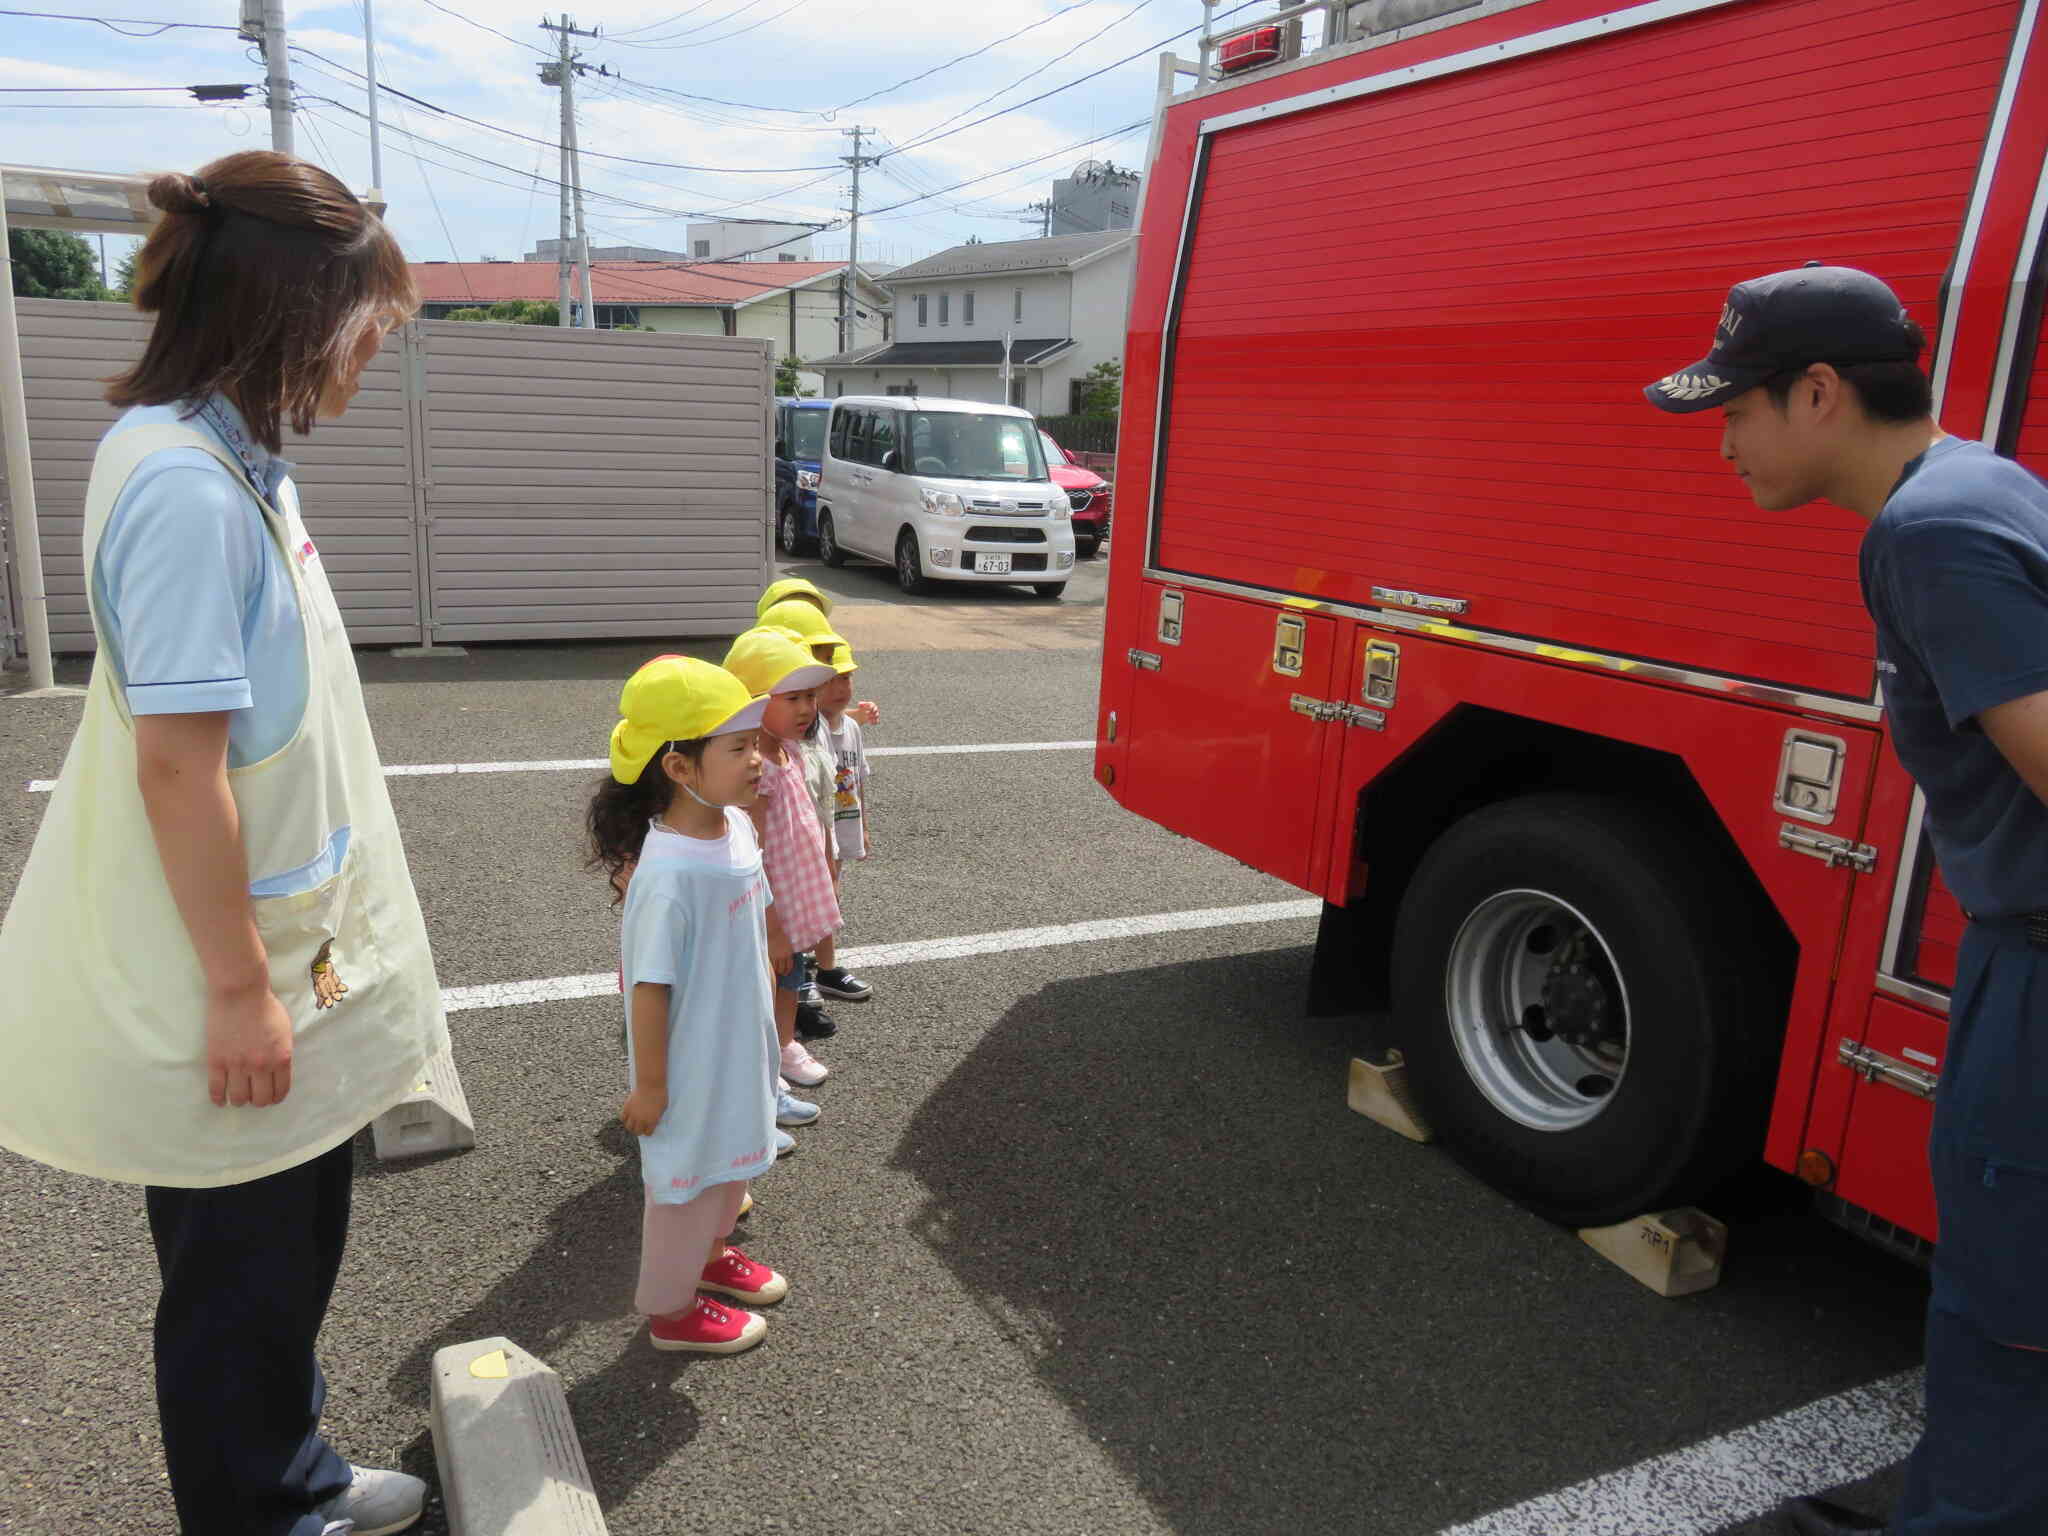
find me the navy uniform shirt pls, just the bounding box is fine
[1859,436,2048,919]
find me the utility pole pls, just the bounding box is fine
[838,125,877,355]
[361,0,383,204]
[239,0,293,154]
[1026,199,1054,238]
[540,15,598,328]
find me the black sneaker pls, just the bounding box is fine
[795,998,837,1039]
[814,967,873,1002]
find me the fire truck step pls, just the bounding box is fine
[372,1043,478,1161]
[1346,1053,1432,1143]
[1577,1208,1727,1299]
[431,1336,610,1536]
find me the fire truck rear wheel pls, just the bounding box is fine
[1390,792,1774,1229]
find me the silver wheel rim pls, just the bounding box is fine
[898,538,916,587]
[1444,889,1630,1132]
[819,517,835,561]
[781,508,797,550]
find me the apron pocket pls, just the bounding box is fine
[251,836,357,1018]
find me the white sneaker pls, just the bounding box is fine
[780,1040,829,1086]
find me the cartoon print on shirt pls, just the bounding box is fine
[311,939,349,1008]
[834,760,858,813]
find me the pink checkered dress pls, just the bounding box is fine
[758,742,841,953]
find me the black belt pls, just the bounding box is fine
[1968,910,2048,948]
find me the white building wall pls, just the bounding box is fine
[685,220,814,261]
[896,272,1070,343]
[734,280,887,363]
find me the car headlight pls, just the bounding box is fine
[1049,497,1071,521]
[797,469,820,491]
[921,489,965,518]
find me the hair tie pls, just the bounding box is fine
[189,176,212,209]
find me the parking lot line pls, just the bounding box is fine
[438,896,1321,1015]
[1436,1368,1922,1536]
[22,739,1096,793]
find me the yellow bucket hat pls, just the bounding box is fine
[724,625,837,697]
[757,578,831,620]
[758,599,848,652]
[610,655,766,785]
[827,642,858,675]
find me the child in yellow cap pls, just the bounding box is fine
[586,654,791,1357]
[757,584,883,726]
[813,642,875,1004]
[724,627,841,1089]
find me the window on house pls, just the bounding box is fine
[1014,288,1023,322]
[1009,376,1027,408]
[939,293,949,326]
[593,305,641,330]
[1070,379,1089,415]
[777,252,797,261]
[917,294,928,327]
[693,240,711,257]
[963,291,975,325]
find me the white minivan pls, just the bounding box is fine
[814,395,1077,599]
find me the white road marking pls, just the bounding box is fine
[438,896,1321,1015]
[1436,1369,1923,1536]
[24,738,1095,793]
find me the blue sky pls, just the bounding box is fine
[3,0,1237,273]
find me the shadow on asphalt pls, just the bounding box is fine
[774,553,1110,609]
[892,946,1930,1535]
[378,1120,711,1517]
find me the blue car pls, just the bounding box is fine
[774,397,833,555]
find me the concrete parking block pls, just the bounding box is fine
[372,1043,477,1160]
[431,1336,609,1536]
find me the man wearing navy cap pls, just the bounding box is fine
[1650,265,2048,1536]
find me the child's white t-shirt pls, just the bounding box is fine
[825,714,870,861]
[619,809,779,1203]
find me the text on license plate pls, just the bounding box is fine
[975,554,1013,575]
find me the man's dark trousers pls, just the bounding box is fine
[1896,922,2048,1533]
[145,1138,355,1536]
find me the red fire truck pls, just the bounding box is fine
[1097,0,2048,1248]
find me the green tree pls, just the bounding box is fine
[112,244,141,299]
[775,355,814,396]
[1075,358,1122,415]
[441,298,559,325]
[7,229,108,300]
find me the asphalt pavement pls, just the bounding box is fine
[0,548,1932,1534]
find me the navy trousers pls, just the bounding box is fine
[144,1138,355,1536]
[1894,923,2048,1534]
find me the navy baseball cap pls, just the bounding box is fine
[1645,264,1921,413]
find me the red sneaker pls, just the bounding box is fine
[699,1246,789,1305]
[649,1294,766,1354]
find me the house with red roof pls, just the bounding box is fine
[409,259,892,364]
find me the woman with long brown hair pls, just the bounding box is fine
[0,152,446,1535]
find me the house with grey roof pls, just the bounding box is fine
[812,230,1135,415]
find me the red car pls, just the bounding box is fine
[1038,430,1111,561]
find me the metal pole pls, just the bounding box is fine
[362,0,384,198]
[0,175,56,690]
[261,0,293,154]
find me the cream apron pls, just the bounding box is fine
[0,422,448,1187]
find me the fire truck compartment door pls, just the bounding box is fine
[1121,587,1339,892]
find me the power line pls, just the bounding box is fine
[829,0,1097,114]
[416,0,552,57]
[0,84,241,91]
[605,0,783,47]
[607,0,725,38]
[0,6,237,35]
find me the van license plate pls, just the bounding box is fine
[976,554,1013,575]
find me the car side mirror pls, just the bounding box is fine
[775,440,787,458]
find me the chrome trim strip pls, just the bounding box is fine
[1139,564,1885,721]
[1880,787,1931,978]
[1198,0,1747,135]
[1931,0,2040,414]
[1984,3,2048,445]
[1876,972,1952,1015]
[1147,132,1214,571]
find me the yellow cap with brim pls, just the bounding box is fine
[757,578,831,620]
[610,655,767,784]
[724,625,837,697]
[827,642,858,675]
[758,599,849,651]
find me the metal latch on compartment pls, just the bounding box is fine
[1779,824,1878,873]
[1127,648,1163,672]
[1273,614,1306,677]
[1157,590,1184,646]
[1364,639,1400,707]
[1290,694,1385,730]
[1838,1037,1939,1101]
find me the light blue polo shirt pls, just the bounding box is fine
[92,395,309,770]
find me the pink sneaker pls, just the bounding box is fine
[700,1245,789,1305]
[780,1040,829,1086]
[649,1294,766,1354]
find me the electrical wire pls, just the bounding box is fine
[605,0,781,47]
[0,84,237,92]
[0,6,237,35]
[830,0,1096,114]
[417,0,553,57]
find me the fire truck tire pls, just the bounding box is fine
[817,510,846,568]
[1389,793,1774,1228]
